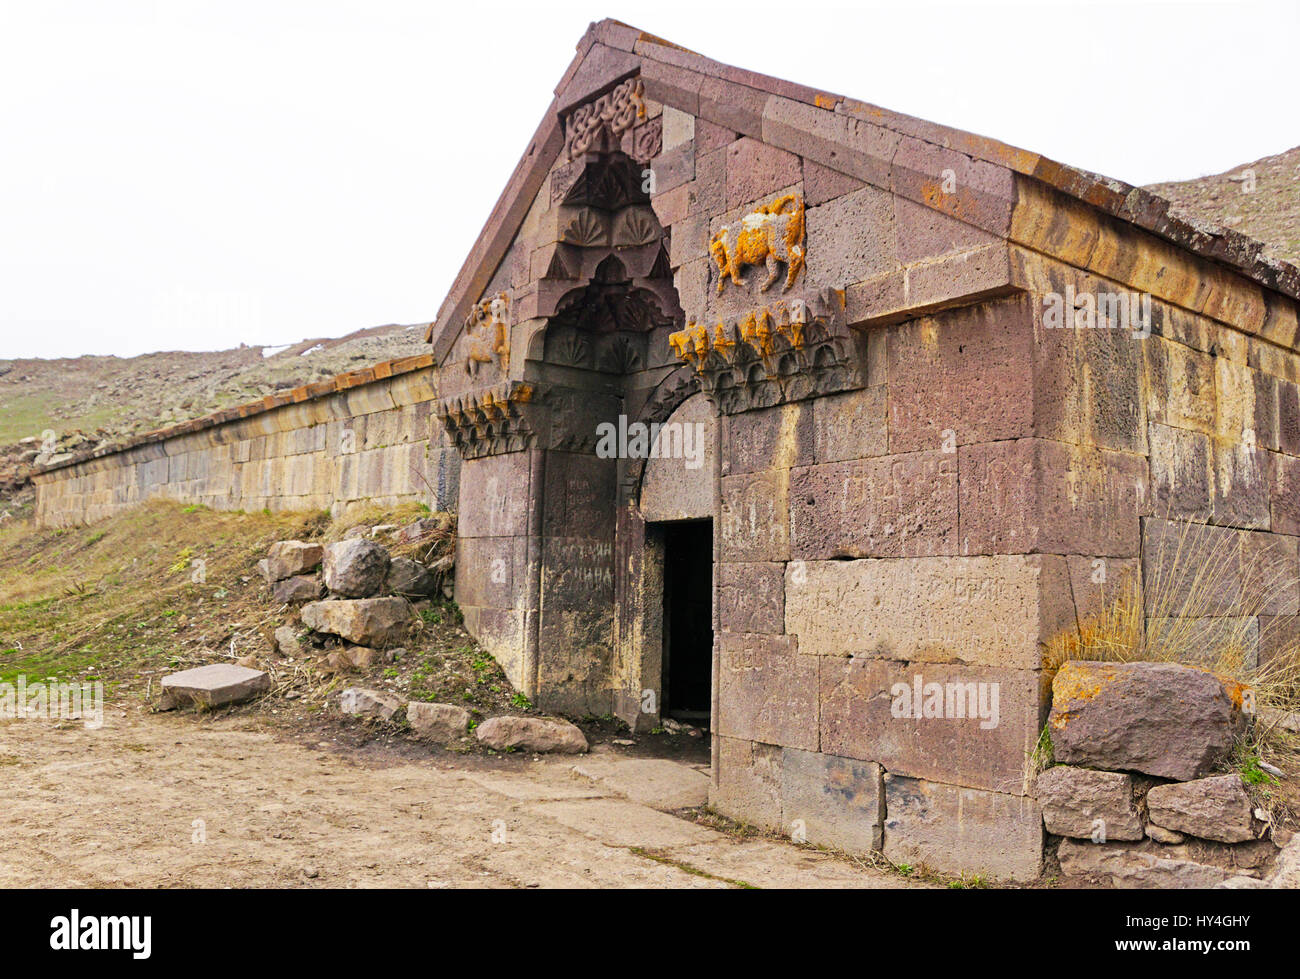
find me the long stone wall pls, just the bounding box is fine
[32,357,460,527]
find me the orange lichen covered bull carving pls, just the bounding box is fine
[709,194,805,294]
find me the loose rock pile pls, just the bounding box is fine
[1043,660,1289,888]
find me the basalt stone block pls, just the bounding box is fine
[785,555,1075,670]
[542,451,617,539]
[716,634,818,751]
[804,185,896,289]
[1211,437,1270,529]
[719,469,790,562]
[803,158,867,208]
[720,402,810,476]
[1049,661,1247,780]
[1147,423,1212,521]
[1147,775,1257,844]
[159,663,272,710]
[266,540,324,581]
[888,298,1036,454]
[1259,614,1300,669]
[780,749,884,852]
[1279,380,1300,455]
[1057,839,1232,888]
[1272,453,1300,536]
[790,451,957,559]
[1144,336,1217,434]
[454,536,526,610]
[386,557,438,597]
[894,197,996,265]
[958,438,1145,557]
[272,573,322,604]
[809,387,887,463]
[819,657,1040,795]
[323,538,390,598]
[724,136,801,210]
[718,562,785,635]
[1065,555,1139,622]
[712,736,783,830]
[1034,766,1143,841]
[889,136,1015,237]
[457,452,533,539]
[301,597,413,647]
[1141,518,1243,616]
[883,774,1043,881]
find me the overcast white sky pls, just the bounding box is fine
[2,0,1297,360]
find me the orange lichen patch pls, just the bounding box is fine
[814,93,839,110]
[1049,661,1122,729]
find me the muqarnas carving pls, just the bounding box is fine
[436,381,538,459]
[464,292,510,378]
[709,194,806,294]
[563,77,646,159]
[667,288,862,413]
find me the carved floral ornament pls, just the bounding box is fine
[563,77,646,158]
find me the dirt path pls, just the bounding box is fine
[0,708,920,889]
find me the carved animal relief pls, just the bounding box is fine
[709,194,806,294]
[463,292,510,378]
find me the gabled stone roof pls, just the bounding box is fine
[425,18,1300,357]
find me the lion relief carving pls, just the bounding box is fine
[708,194,805,294]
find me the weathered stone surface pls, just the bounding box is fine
[883,774,1043,881]
[1034,766,1143,841]
[160,663,272,710]
[724,136,800,209]
[785,555,1075,670]
[266,540,324,581]
[1049,661,1246,780]
[790,452,957,559]
[711,736,783,831]
[272,573,321,604]
[804,185,896,287]
[716,634,818,751]
[385,557,437,597]
[272,625,304,659]
[809,387,887,463]
[1146,824,1186,844]
[1057,839,1232,888]
[406,701,471,741]
[339,686,404,722]
[719,469,789,562]
[820,657,1039,795]
[323,538,390,597]
[475,715,588,754]
[1147,775,1257,843]
[301,597,412,647]
[717,562,784,635]
[781,749,883,853]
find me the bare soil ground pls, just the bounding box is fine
[0,707,920,889]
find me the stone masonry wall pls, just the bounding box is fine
[32,361,460,527]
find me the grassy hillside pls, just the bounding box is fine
[1146,145,1300,267]
[0,501,521,723]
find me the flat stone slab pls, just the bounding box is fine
[159,664,272,710]
[567,757,710,810]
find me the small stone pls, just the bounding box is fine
[159,664,272,710]
[385,557,438,597]
[612,739,635,746]
[303,867,319,879]
[339,687,404,722]
[1146,824,1185,844]
[406,702,471,742]
[1035,766,1144,841]
[272,625,304,659]
[266,540,324,581]
[272,573,322,604]
[323,538,390,597]
[1147,775,1257,843]
[235,654,259,669]
[475,716,588,754]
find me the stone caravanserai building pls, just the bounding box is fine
[31,21,1300,879]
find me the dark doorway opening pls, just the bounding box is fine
[661,519,713,725]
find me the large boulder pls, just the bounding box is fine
[407,702,471,742]
[266,540,324,581]
[1147,775,1257,843]
[386,557,438,597]
[159,664,272,710]
[475,716,588,754]
[339,687,404,722]
[272,573,322,604]
[323,539,390,597]
[1035,766,1143,841]
[301,597,412,646]
[1049,661,1247,780]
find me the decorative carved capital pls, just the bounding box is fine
[563,77,646,159]
[668,288,862,414]
[436,381,540,459]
